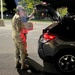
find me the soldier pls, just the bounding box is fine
[12,5,36,70]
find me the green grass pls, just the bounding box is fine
[29,19,52,22]
[4,18,52,22]
[4,18,11,20]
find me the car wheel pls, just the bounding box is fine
[55,52,75,74]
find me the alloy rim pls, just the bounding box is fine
[58,55,75,72]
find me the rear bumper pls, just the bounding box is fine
[38,40,55,62]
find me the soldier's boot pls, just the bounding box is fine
[15,60,21,68]
[21,61,29,70]
[23,42,28,57]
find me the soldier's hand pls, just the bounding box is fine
[32,8,37,13]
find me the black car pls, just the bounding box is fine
[37,0,75,74]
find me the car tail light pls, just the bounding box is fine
[44,33,56,40]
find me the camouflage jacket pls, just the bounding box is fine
[12,13,25,42]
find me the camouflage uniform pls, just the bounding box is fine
[12,13,27,69]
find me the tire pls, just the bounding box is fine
[55,51,75,74]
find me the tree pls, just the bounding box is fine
[18,0,41,15]
[0,0,7,12]
[57,7,68,17]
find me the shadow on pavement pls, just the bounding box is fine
[17,57,74,75]
[17,57,44,75]
[16,57,63,75]
[17,68,42,75]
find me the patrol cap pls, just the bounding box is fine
[16,5,24,11]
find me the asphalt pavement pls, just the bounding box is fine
[0,20,62,75]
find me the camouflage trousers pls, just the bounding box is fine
[13,37,27,64]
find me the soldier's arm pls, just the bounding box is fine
[28,8,36,20]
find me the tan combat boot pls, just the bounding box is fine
[21,61,29,70]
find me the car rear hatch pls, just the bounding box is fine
[43,17,75,41]
[38,0,75,41]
